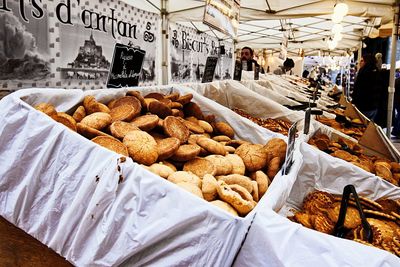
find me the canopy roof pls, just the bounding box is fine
[122,0,396,55]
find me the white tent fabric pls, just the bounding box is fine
[121,0,395,55]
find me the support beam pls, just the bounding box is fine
[161,0,168,85]
[387,4,400,137]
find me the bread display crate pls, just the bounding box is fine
[0,85,293,266]
[234,142,400,267]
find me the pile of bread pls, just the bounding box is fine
[316,116,365,140]
[309,133,400,186]
[289,190,400,256]
[233,108,292,135]
[34,91,287,217]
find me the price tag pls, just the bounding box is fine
[107,43,145,88]
[254,64,260,80]
[282,121,298,175]
[233,60,242,81]
[304,107,311,135]
[201,57,219,83]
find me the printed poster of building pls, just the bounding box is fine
[169,22,233,83]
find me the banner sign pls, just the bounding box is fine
[107,44,146,88]
[0,0,159,93]
[169,22,234,83]
[203,0,240,38]
[202,57,219,83]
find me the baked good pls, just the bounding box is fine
[148,163,175,179]
[123,130,158,165]
[170,144,201,162]
[91,136,129,156]
[53,112,77,131]
[165,92,180,101]
[163,116,190,144]
[201,174,219,201]
[176,182,204,199]
[132,114,159,131]
[264,138,287,163]
[197,137,227,155]
[183,158,217,178]
[266,156,281,180]
[144,92,165,100]
[109,121,139,139]
[34,102,57,117]
[212,135,231,142]
[148,100,172,118]
[156,137,180,160]
[235,144,268,172]
[80,112,112,130]
[176,93,193,105]
[224,146,236,154]
[83,95,110,114]
[182,119,205,134]
[77,123,112,139]
[251,181,259,202]
[249,170,269,200]
[110,104,138,122]
[168,171,202,188]
[216,181,255,216]
[126,90,147,108]
[210,200,238,216]
[112,96,142,115]
[72,105,86,122]
[327,202,361,229]
[198,120,213,133]
[214,122,235,138]
[216,174,253,194]
[225,154,246,175]
[183,102,204,119]
[205,155,233,175]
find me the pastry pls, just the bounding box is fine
[148,163,175,179]
[176,182,204,199]
[213,122,235,138]
[183,157,217,178]
[168,171,201,188]
[205,155,233,175]
[183,102,204,119]
[148,100,172,118]
[163,116,190,144]
[235,144,268,172]
[144,92,165,100]
[132,114,159,131]
[264,138,287,163]
[198,120,213,133]
[210,200,238,216]
[197,137,227,155]
[156,137,180,160]
[123,130,158,165]
[34,102,57,117]
[176,93,193,105]
[72,105,86,122]
[249,170,269,200]
[77,123,112,139]
[165,92,180,101]
[216,181,255,216]
[83,95,110,114]
[109,121,139,139]
[53,113,77,131]
[201,174,219,201]
[125,90,147,108]
[251,181,259,202]
[91,136,129,156]
[170,144,201,162]
[266,156,281,179]
[80,112,112,130]
[212,135,232,142]
[216,174,253,194]
[112,96,142,116]
[182,119,205,134]
[327,202,361,229]
[110,104,138,122]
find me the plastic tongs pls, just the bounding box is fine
[333,185,372,242]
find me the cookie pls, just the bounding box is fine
[123,130,158,165]
[110,104,138,122]
[213,122,235,138]
[109,121,139,139]
[163,116,190,144]
[144,92,165,100]
[148,100,173,118]
[197,137,227,155]
[132,114,159,131]
[159,161,177,172]
[170,144,201,162]
[235,144,268,172]
[205,155,233,175]
[148,163,175,179]
[176,93,193,105]
[183,158,217,178]
[198,120,213,133]
[201,174,219,201]
[156,137,180,160]
[183,102,204,119]
[225,154,246,175]
[165,92,180,101]
[216,174,253,194]
[224,146,236,154]
[34,102,57,117]
[182,119,205,134]
[327,202,361,229]
[266,156,281,180]
[212,135,232,142]
[168,171,201,188]
[83,95,110,114]
[72,105,86,122]
[176,182,204,199]
[80,112,112,130]
[125,90,147,108]
[264,138,287,163]
[53,113,77,131]
[251,181,259,202]
[210,200,238,216]
[112,96,142,115]
[294,212,313,228]
[91,136,129,156]
[77,123,112,139]
[216,181,255,216]
[249,170,269,200]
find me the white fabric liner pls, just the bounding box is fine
[0,85,286,267]
[234,142,400,267]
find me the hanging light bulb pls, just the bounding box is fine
[334,3,349,18]
[332,24,343,34]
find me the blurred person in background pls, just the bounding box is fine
[351,54,382,121]
[240,46,260,71]
[273,58,295,75]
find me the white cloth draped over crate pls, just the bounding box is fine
[0,86,283,267]
[233,142,400,267]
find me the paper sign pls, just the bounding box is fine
[107,43,145,88]
[282,121,298,175]
[201,57,219,83]
[203,0,240,38]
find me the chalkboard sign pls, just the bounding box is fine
[254,64,260,80]
[201,56,219,83]
[282,121,298,175]
[107,43,146,88]
[233,60,242,81]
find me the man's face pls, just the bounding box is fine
[241,48,252,61]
